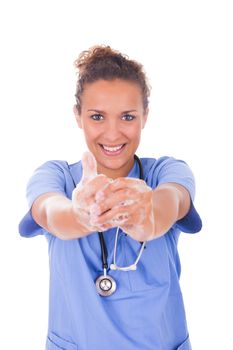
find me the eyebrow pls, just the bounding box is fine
[87,109,138,114]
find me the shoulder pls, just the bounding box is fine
[33,160,81,179]
[140,156,190,180]
[140,156,195,197]
[35,160,75,172]
[141,156,189,170]
[140,156,171,174]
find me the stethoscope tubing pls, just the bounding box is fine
[98,154,144,271]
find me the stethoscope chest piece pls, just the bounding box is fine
[95,274,117,297]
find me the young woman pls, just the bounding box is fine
[19,45,202,350]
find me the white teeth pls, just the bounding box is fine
[102,144,124,152]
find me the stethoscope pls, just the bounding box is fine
[95,155,146,297]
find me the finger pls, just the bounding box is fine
[90,202,137,226]
[95,177,150,201]
[72,206,113,233]
[81,151,98,185]
[95,188,139,214]
[120,207,145,226]
[90,211,129,227]
[73,174,111,208]
[82,175,112,203]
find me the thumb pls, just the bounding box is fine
[81,151,98,185]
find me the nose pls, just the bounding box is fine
[104,119,122,142]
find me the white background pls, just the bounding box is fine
[0,0,232,349]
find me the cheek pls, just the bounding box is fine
[83,124,100,140]
[126,125,142,141]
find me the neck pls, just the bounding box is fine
[97,157,135,179]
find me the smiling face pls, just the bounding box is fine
[74,79,148,179]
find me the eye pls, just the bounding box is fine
[122,114,135,121]
[90,114,104,121]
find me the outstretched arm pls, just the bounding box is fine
[31,152,112,240]
[90,178,191,241]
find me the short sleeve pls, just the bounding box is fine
[155,157,202,233]
[19,161,68,238]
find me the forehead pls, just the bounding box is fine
[81,79,143,109]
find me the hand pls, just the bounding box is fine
[72,152,112,233]
[91,177,156,241]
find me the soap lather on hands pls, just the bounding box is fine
[72,152,155,241]
[71,152,113,233]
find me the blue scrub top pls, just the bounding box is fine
[19,156,202,350]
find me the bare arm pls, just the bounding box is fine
[151,183,190,237]
[30,152,112,240]
[31,193,90,240]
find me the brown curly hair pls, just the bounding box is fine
[74,45,151,114]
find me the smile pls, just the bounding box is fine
[99,144,126,155]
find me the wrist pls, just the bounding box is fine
[46,199,88,240]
